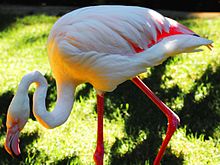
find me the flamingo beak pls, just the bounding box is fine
[4,129,21,157]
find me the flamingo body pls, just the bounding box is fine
[4,5,213,165]
[47,5,198,92]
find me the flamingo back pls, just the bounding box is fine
[48,5,196,55]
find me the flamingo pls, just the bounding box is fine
[4,5,213,165]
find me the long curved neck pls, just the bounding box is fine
[18,71,74,129]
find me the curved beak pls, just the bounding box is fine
[4,129,21,157]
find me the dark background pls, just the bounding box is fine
[0,0,220,11]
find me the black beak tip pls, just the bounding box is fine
[14,153,23,161]
[9,143,23,161]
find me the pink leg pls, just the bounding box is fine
[132,77,180,165]
[93,93,105,165]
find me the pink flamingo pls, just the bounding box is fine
[4,5,212,165]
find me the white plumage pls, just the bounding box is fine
[47,5,211,92]
[49,6,171,54]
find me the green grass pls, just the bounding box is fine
[0,14,220,165]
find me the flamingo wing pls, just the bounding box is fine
[48,6,175,55]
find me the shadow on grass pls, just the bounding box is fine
[75,83,94,101]
[0,131,39,164]
[54,155,82,165]
[180,65,220,139]
[0,130,80,164]
[0,90,14,135]
[0,14,18,32]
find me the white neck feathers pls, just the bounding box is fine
[18,71,74,128]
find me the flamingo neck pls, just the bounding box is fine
[18,71,47,93]
[18,71,74,128]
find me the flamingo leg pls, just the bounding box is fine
[93,93,105,165]
[132,76,180,165]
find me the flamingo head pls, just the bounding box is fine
[156,34,213,57]
[4,91,30,157]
